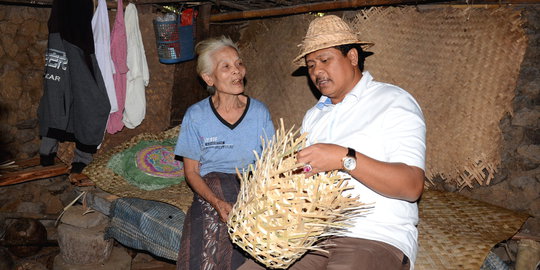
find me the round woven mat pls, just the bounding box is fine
[83,126,193,213]
[416,190,528,269]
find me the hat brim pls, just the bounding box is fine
[293,41,374,66]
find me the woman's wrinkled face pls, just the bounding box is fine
[202,46,246,95]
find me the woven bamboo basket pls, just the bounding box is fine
[227,120,370,269]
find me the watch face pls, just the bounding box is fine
[343,157,356,171]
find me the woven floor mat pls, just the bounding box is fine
[83,126,193,213]
[417,190,528,269]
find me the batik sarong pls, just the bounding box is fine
[177,172,245,270]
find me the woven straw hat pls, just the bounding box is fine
[293,15,373,64]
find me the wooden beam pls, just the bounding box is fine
[218,0,250,10]
[209,0,433,21]
[0,0,52,5]
[209,0,540,21]
[0,0,200,8]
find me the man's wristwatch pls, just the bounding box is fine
[342,147,357,172]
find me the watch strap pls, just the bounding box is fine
[346,147,356,158]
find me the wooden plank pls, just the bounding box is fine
[0,163,68,187]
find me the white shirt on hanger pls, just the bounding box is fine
[91,0,118,113]
[123,3,149,129]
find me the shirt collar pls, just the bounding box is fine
[315,71,373,110]
[315,97,333,109]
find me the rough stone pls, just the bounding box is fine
[518,80,540,99]
[13,40,31,66]
[0,65,22,100]
[0,247,15,270]
[489,167,508,186]
[517,144,540,163]
[53,247,131,270]
[512,107,540,127]
[0,126,15,144]
[14,260,49,270]
[46,181,70,196]
[19,141,39,157]
[0,21,17,37]
[41,192,64,215]
[27,47,44,69]
[16,127,35,144]
[0,7,6,20]
[60,205,108,229]
[57,222,113,265]
[16,201,46,214]
[16,119,38,129]
[38,24,48,39]
[18,18,40,37]
[59,188,79,207]
[18,93,32,117]
[20,193,34,202]
[24,69,43,98]
[7,8,24,24]
[1,35,19,58]
[510,176,534,191]
[524,128,540,144]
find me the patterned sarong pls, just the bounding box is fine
[177,172,246,270]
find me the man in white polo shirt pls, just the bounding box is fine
[239,14,425,270]
[294,15,426,270]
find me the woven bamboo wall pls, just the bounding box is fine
[239,7,527,189]
[239,15,314,129]
[351,7,527,188]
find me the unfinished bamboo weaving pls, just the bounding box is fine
[227,121,370,269]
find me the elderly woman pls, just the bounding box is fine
[174,36,275,270]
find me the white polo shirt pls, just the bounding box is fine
[301,71,426,269]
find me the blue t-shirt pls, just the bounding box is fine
[174,96,275,177]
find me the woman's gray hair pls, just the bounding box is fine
[195,36,240,95]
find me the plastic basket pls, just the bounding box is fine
[178,24,195,62]
[153,19,180,64]
[153,18,195,64]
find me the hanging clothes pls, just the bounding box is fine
[107,0,129,134]
[38,0,111,161]
[123,3,149,129]
[92,0,118,114]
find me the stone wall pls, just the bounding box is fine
[0,6,49,161]
[0,4,175,162]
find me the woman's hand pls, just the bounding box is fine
[184,158,234,222]
[212,199,233,222]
